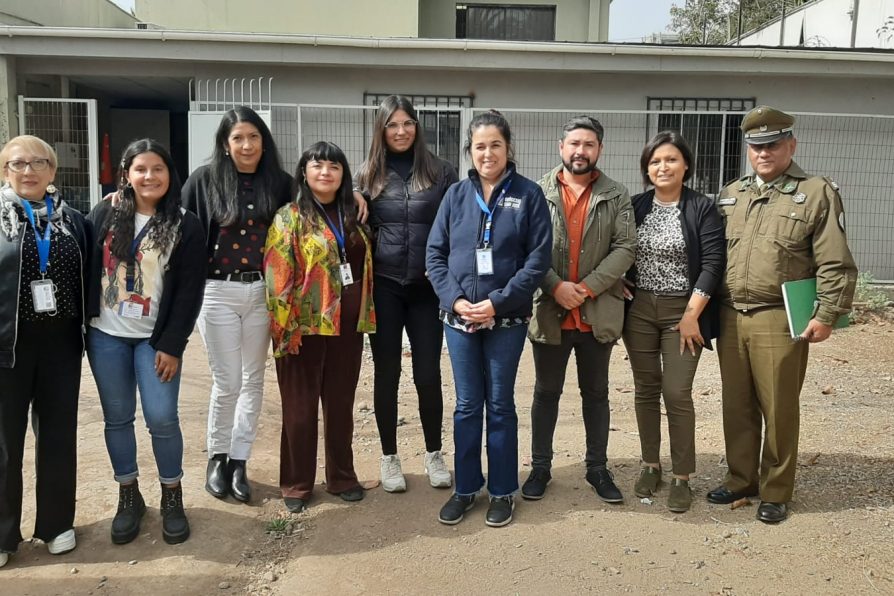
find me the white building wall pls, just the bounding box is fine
[737,0,894,48]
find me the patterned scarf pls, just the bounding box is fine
[0,183,67,240]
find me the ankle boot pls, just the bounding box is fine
[160,483,190,544]
[228,459,251,503]
[111,481,146,544]
[205,453,229,499]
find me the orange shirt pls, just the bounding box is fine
[555,170,599,331]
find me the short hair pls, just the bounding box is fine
[639,130,694,186]
[463,109,515,162]
[1,135,59,171]
[562,116,604,143]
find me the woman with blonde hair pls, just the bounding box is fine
[0,135,90,567]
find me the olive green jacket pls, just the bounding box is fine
[528,165,637,345]
[717,161,857,325]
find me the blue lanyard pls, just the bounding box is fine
[126,223,152,293]
[21,197,54,275]
[314,200,347,262]
[474,187,507,248]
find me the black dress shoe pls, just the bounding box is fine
[228,459,251,503]
[757,501,788,523]
[205,454,229,499]
[706,485,757,505]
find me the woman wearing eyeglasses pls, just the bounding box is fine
[354,95,458,493]
[0,136,91,568]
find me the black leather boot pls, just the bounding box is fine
[160,483,190,544]
[111,481,146,544]
[205,453,229,499]
[228,459,251,503]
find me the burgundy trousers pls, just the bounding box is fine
[275,327,364,500]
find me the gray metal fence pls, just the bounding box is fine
[273,105,894,281]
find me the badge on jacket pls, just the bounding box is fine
[718,197,737,206]
[792,193,806,204]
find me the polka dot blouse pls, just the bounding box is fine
[18,213,83,322]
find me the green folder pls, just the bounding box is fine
[781,278,850,339]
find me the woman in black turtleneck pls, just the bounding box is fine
[355,95,458,494]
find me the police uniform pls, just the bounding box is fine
[713,106,857,513]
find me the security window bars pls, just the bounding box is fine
[456,4,556,41]
[648,97,756,196]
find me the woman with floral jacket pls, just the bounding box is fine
[264,141,375,513]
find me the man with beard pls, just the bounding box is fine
[524,116,637,503]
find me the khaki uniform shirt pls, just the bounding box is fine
[716,161,857,325]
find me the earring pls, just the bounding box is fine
[225,150,230,156]
[125,182,133,189]
[46,183,57,194]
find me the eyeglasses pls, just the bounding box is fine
[385,119,417,132]
[5,158,52,173]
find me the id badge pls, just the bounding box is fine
[31,279,57,313]
[476,248,494,276]
[118,299,144,319]
[339,262,354,286]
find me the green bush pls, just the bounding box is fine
[855,271,889,311]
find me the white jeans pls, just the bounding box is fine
[198,279,270,461]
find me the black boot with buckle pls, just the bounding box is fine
[160,483,190,544]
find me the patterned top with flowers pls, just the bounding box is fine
[264,202,375,357]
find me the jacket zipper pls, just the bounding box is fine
[10,227,25,367]
[403,180,411,285]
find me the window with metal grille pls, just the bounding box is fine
[456,4,556,41]
[363,93,473,173]
[647,97,756,196]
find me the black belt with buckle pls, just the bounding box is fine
[208,271,263,283]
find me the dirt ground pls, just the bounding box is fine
[4,310,893,595]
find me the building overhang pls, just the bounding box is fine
[2,26,894,78]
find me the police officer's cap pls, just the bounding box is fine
[741,106,795,145]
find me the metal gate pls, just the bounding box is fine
[17,96,99,213]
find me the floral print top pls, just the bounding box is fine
[264,202,375,357]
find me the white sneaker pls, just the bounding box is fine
[46,529,76,555]
[0,551,9,568]
[424,451,453,488]
[380,454,407,493]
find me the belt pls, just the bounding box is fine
[208,271,263,283]
[646,290,689,297]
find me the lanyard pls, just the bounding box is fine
[125,222,152,293]
[21,198,54,275]
[314,200,347,262]
[474,187,507,248]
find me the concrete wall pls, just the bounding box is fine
[0,0,135,28]
[418,0,610,41]
[135,0,419,36]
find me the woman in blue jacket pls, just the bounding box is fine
[426,110,552,528]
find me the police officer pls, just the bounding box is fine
[707,106,857,523]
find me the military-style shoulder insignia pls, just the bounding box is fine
[780,181,798,193]
[718,197,737,206]
[792,192,806,204]
[829,178,840,191]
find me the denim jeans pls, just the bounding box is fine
[444,323,527,497]
[87,327,184,484]
[198,279,270,460]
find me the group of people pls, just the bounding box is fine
[0,98,857,567]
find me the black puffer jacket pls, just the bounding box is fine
[366,158,457,284]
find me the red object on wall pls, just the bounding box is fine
[100,132,113,185]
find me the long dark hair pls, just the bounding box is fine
[105,139,182,260]
[208,106,283,226]
[640,130,694,186]
[463,109,516,162]
[294,142,362,242]
[356,95,439,198]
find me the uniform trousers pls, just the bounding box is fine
[716,305,808,503]
[0,320,81,553]
[622,293,702,475]
[275,286,364,501]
